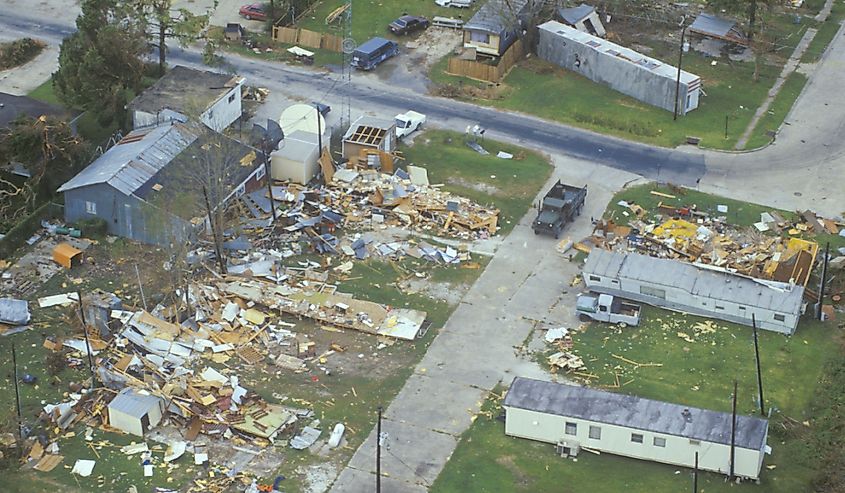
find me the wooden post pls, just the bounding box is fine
[693,451,699,493]
[729,380,737,480]
[752,314,765,416]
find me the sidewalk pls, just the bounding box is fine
[328,160,639,492]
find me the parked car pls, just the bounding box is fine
[388,15,430,35]
[351,37,400,70]
[239,4,267,21]
[435,0,472,7]
[312,102,331,117]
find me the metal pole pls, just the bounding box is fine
[134,263,147,311]
[376,406,382,493]
[315,103,324,179]
[202,185,227,275]
[12,343,24,443]
[674,24,687,121]
[729,380,737,480]
[725,115,729,139]
[77,290,96,385]
[265,147,277,223]
[752,314,765,416]
[693,451,698,493]
[817,242,830,320]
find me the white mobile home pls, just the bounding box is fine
[582,249,804,334]
[503,377,770,480]
[537,21,701,115]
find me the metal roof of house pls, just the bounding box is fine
[465,0,530,34]
[582,249,804,314]
[108,388,162,419]
[538,21,700,84]
[557,4,595,25]
[127,65,244,116]
[274,130,319,161]
[57,123,200,194]
[504,377,769,450]
[689,14,748,45]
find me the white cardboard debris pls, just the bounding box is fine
[71,459,96,477]
[545,327,569,343]
[328,423,346,448]
[37,293,79,308]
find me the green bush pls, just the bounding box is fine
[0,202,62,259]
[0,38,45,71]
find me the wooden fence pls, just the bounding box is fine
[272,26,344,53]
[446,39,525,83]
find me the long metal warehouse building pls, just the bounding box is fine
[503,377,770,480]
[537,21,701,115]
[582,249,804,334]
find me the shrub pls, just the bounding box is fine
[0,38,45,71]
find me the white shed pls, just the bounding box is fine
[270,130,321,185]
[503,377,770,480]
[107,388,165,437]
[582,249,804,334]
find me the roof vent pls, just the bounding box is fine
[681,409,692,422]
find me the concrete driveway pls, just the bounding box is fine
[330,156,642,492]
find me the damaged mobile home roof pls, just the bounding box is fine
[504,377,769,450]
[108,388,162,419]
[538,21,700,85]
[465,0,530,34]
[583,249,804,313]
[689,14,748,45]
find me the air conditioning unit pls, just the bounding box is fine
[556,440,581,458]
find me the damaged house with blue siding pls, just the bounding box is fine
[57,122,265,245]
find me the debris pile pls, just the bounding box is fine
[589,201,840,287]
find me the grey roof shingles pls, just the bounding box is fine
[57,123,199,194]
[582,249,803,314]
[465,0,530,34]
[108,389,162,419]
[558,4,595,25]
[504,377,768,450]
[689,14,746,41]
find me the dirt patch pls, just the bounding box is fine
[411,27,462,69]
[298,461,339,493]
[495,455,532,487]
[400,278,469,306]
[447,176,502,196]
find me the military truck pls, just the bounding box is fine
[532,181,587,238]
[576,293,641,327]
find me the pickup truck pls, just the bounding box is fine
[532,180,587,238]
[395,111,426,139]
[576,293,641,327]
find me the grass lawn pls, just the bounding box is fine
[400,130,553,235]
[434,51,780,150]
[746,72,808,149]
[295,0,480,45]
[800,1,845,63]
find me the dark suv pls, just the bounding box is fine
[388,15,430,35]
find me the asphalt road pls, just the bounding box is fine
[0,12,706,186]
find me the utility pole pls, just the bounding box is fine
[77,290,96,385]
[725,115,729,139]
[729,380,737,480]
[693,451,699,493]
[263,143,277,224]
[202,185,227,274]
[12,343,24,443]
[376,406,383,493]
[752,314,765,416]
[817,242,830,320]
[673,18,688,121]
